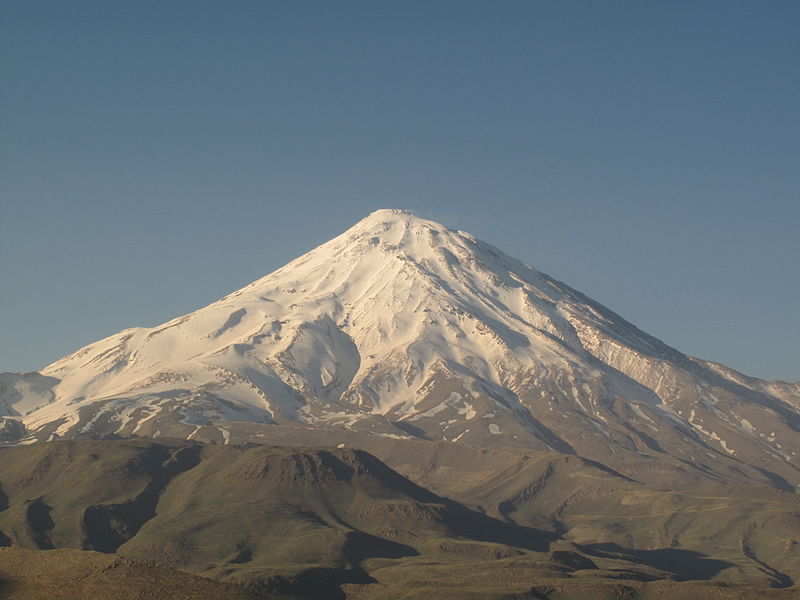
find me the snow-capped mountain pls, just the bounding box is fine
[2,209,799,486]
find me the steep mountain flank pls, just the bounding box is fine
[2,210,797,491]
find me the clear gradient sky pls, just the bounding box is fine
[1,1,798,381]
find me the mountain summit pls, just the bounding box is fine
[2,210,799,487]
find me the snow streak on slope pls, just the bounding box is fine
[3,210,799,487]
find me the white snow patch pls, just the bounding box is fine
[218,427,231,445]
[452,429,469,442]
[630,404,656,429]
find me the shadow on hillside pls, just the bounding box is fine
[755,467,795,493]
[249,566,376,600]
[351,450,556,552]
[443,502,557,552]
[391,420,431,440]
[577,542,735,580]
[344,530,419,563]
[25,498,55,550]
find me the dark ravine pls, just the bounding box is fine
[740,523,795,589]
[81,444,202,552]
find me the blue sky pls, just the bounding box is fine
[1,1,798,381]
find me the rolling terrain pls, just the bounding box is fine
[0,439,797,599]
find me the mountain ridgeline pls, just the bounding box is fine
[2,209,798,489]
